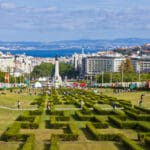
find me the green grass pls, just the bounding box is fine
[0,88,149,150]
[98,88,150,106]
[0,109,23,134]
[0,141,22,150]
[58,141,125,150]
[0,91,38,109]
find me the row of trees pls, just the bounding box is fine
[0,72,25,83]
[31,62,79,79]
[96,58,150,83]
[96,72,150,83]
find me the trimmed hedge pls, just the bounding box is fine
[49,116,67,128]
[22,134,35,150]
[1,122,21,141]
[134,105,150,114]
[119,134,143,150]
[21,116,41,129]
[75,111,92,121]
[92,116,109,128]
[86,122,99,140]
[86,122,119,141]
[145,136,150,146]
[125,110,150,121]
[82,105,92,114]
[50,135,59,150]
[67,123,79,140]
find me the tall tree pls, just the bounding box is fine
[119,58,133,73]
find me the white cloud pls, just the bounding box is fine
[0,2,16,9]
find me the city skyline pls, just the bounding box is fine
[0,0,150,42]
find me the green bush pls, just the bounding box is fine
[68,123,79,140]
[134,106,150,114]
[22,134,35,150]
[49,116,68,128]
[145,136,150,146]
[1,122,21,141]
[125,110,150,121]
[108,116,123,128]
[92,116,109,128]
[21,116,41,129]
[137,122,150,132]
[86,122,99,140]
[50,135,59,150]
[119,134,143,150]
[94,106,112,115]
[82,106,92,114]
[75,111,92,121]
[16,115,34,122]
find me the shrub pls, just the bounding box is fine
[137,122,150,132]
[1,122,21,141]
[75,111,92,121]
[50,135,59,150]
[134,106,150,114]
[145,136,150,146]
[108,116,123,128]
[119,134,143,150]
[22,134,35,150]
[86,122,99,140]
[93,116,109,128]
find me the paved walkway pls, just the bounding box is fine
[0,105,38,111]
[0,105,125,111]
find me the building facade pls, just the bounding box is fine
[82,54,125,76]
[131,56,150,73]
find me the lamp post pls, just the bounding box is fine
[121,62,124,87]
[138,61,141,82]
[110,71,112,84]
[101,71,104,87]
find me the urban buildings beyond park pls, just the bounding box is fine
[131,55,150,73]
[82,53,126,76]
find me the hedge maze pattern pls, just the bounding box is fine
[0,88,150,150]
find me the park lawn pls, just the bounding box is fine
[20,128,64,150]
[58,141,125,150]
[0,92,38,109]
[0,141,22,150]
[100,88,150,107]
[0,109,23,135]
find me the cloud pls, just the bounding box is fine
[0,2,16,9]
[0,3,150,35]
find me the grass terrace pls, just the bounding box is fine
[0,88,150,150]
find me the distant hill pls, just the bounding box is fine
[0,38,150,51]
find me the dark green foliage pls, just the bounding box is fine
[145,136,150,146]
[31,62,54,78]
[75,111,92,121]
[82,105,92,114]
[92,116,109,128]
[1,122,21,141]
[31,62,79,79]
[49,116,67,128]
[22,134,35,150]
[134,106,150,114]
[119,134,143,150]
[125,110,150,121]
[50,135,59,150]
[86,122,99,140]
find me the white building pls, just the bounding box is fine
[82,53,125,76]
[0,52,15,73]
[131,55,150,73]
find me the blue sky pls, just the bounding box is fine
[0,0,150,41]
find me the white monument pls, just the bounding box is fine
[53,56,62,88]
